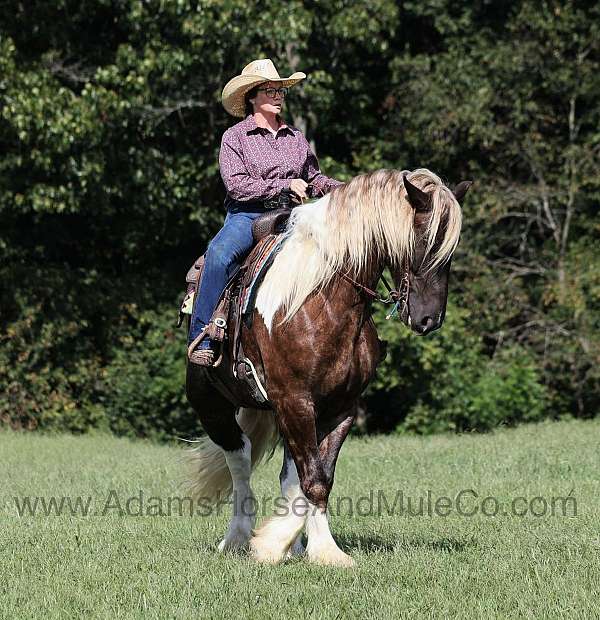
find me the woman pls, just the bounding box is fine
[188,58,343,366]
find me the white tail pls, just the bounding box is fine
[184,408,279,502]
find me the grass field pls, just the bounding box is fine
[1,419,599,619]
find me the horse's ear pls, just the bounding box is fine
[453,180,473,203]
[403,174,430,212]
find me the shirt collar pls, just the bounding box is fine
[243,114,292,135]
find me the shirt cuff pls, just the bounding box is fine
[310,177,343,198]
[272,178,292,195]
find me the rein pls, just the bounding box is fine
[338,269,410,321]
[300,185,410,321]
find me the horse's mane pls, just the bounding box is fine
[255,168,462,330]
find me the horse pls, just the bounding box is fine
[185,168,471,567]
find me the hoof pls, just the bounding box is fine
[248,513,306,564]
[217,528,252,553]
[307,544,355,568]
[249,536,289,564]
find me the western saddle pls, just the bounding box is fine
[178,206,293,406]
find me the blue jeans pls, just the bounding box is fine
[188,208,265,348]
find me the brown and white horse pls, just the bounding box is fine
[185,168,471,567]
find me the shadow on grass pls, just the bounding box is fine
[338,533,477,554]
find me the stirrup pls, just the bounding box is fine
[187,327,223,368]
[188,347,215,367]
[187,329,214,367]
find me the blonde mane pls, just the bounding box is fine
[255,168,462,331]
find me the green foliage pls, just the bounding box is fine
[367,302,548,434]
[0,0,598,437]
[0,261,196,438]
[403,348,548,434]
[0,265,108,432]
[100,305,198,441]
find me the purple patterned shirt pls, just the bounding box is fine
[219,114,343,208]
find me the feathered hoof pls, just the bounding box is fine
[307,544,355,568]
[217,528,252,553]
[248,513,305,564]
[249,535,290,564]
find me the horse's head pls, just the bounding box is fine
[395,174,472,336]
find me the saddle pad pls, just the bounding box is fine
[240,234,286,317]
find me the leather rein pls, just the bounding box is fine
[339,268,410,322]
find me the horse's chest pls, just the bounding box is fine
[251,306,381,408]
[316,319,380,398]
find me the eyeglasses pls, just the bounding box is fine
[257,87,289,99]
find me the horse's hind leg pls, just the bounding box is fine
[186,368,258,551]
[217,407,255,552]
[218,405,280,551]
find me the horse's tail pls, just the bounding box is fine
[184,408,279,503]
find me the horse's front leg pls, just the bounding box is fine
[250,397,354,567]
[303,409,357,567]
[280,441,306,558]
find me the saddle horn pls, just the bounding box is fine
[403,174,430,213]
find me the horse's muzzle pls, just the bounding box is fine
[410,314,441,336]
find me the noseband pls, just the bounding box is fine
[339,266,410,323]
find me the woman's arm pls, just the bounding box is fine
[301,135,344,198]
[219,131,291,202]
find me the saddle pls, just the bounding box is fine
[178,208,292,407]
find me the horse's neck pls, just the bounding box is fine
[333,257,385,310]
[355,256,385,294]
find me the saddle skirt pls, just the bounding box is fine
[178,232,285,330]
[178,208,291,328]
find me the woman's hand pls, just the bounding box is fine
[289,178,309,200]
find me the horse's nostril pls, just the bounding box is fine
[420,316,432,328]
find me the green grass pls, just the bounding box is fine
[1,419,599,619]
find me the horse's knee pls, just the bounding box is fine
[300,475,329,508]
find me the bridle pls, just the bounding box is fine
[338,266,410,323]
[300,185,411,322]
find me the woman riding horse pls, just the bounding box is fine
[188,58,343,366]
[186,167,471,566]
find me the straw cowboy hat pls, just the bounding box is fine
[221,58,306,118]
